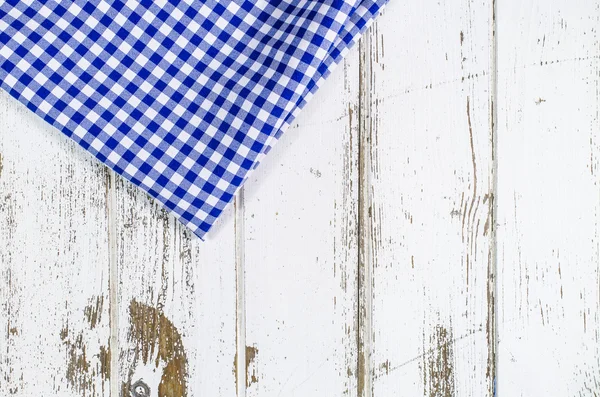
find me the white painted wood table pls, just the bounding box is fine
[1,0,599,396]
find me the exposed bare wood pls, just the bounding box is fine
[114,179,237,397]
[362,1,495,396]
[3,1,600,395]
[0,92,111,397]
[234,190,247,397]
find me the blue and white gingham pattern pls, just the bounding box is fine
[0,0,387,239]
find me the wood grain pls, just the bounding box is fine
[496,1,600,395]
[113,179,237,397]
[0,91,112,396]
[360,1,496,396]
[0,90,238,397]
[3,1,600,395]
[240,50,361,396]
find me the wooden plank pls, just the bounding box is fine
[113,179,238,397]
[240,51,361,395]
[496,1,600,395]
[362,1,496,396]
[0,91,112,396]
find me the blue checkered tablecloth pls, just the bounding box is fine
[0,0,387,239]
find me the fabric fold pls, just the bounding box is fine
[0,0,388,239]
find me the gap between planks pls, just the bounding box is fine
[103,165,248,396]
[357,28,374,397]
[99,4,502,394]
[107,169,120,397]
[489,0,499,395]
[357,2,500,395]
[234,188,247,397]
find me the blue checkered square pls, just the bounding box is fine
[0,0,388,239]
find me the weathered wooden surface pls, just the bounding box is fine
[496,1,600,395]
[361,1,495,396]
[0,92,112,396]
[241,48,360,396]
[113,179,237,397]
[2,0,600,396]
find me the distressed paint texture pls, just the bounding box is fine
[422,324,456,397]
[61,295,112,395]
[0,92,111,397]
[114,178,237,397]
[0,79,238,397]
[496,0,600,395]
[122,300,188,397]
[362,1,496,396]
[3,1,600,396]
[241,47,361,396]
